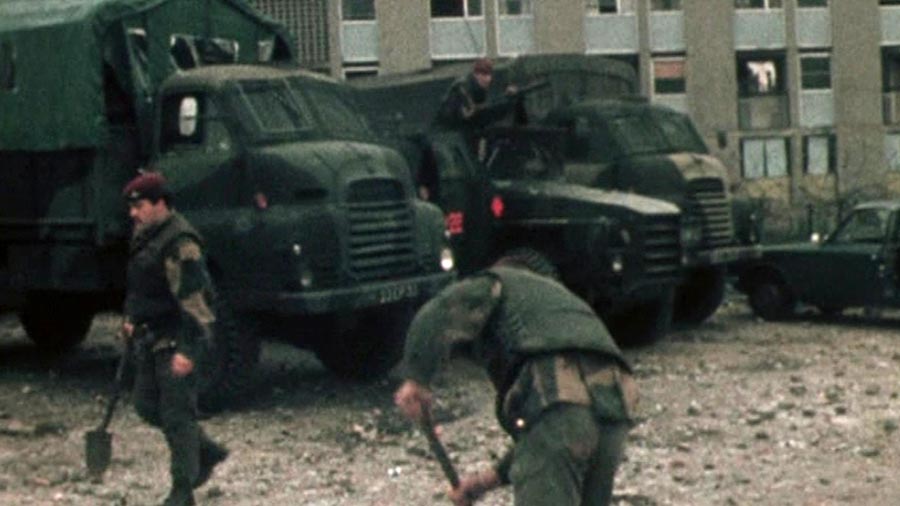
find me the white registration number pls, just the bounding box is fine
[378,284,419,304]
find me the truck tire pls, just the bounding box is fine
[18,292,94,352]
[198,298,261,412]
[496,247,560,279]
[605,288,674,347]
[748,276,795,321]
[673,267,726,325]
[313,302,413,380]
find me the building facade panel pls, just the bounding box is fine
[341,21,379,62]
[796,8,831,48]
[881,6,900,45]
[498,16,536,56]
[799,90,834,127]
[734,10,786,49]
[585,14,639,53]
[430,18,487,59]
[649,11,684,52]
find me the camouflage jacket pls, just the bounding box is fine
[402,267,636,482]
[125,212,216,360]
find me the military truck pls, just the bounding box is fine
[353,74,685,345]
[495,54,761,325]
[0,0,454,406]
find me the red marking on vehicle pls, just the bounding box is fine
[446,211,464,235]
[491,195,505,218]
[254,192,269,210]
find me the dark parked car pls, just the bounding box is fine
[734,201,900,320]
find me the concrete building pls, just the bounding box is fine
[253,0,900,234]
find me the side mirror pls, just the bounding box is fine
[178,96,199,137]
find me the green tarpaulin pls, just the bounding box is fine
[0,0,291,151]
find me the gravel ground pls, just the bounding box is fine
[2,295,900,505]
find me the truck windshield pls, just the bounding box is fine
[608,110,707,156]
[228,78,373,143]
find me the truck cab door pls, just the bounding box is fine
[428,133,493,274]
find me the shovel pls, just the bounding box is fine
[84,339,132,480]
[419,407,460,488]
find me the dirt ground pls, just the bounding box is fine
[2,294,900,505]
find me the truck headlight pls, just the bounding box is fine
[440,247,455,271]
[610,253,624,273]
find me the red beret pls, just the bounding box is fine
[122,172,171,202]
[473,58,493,74]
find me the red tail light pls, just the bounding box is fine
[491,195,505,218]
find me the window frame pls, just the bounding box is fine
[652,56,686,95]
[802,134,835,175]
[341,0,376,21]
[800,53,832,91]
[431,0,484,18]
[498,0,533,16]
[741,137,790,179]
[734,0,783,9]
[650,0,682,11]
[797,0,827,8]
[586,0,635,15]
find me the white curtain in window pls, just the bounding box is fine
[885,133,900,171]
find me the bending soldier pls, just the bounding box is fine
[394,257,637,506]
[120,172,228,506]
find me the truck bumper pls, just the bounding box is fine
[228,270,456,315]
[684,244,763,268]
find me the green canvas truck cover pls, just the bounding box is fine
[0,0,292,151]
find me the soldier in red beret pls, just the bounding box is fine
[120,172,228,506]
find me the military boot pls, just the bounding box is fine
[194,438,229,489]
[161,486,195,506]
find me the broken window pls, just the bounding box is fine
[499,0,532,15]
[800,54,831,90]
[342,0,375,20]
[737,53,785,96]
[586,0,635,14]
[741,137,788,179]
[653,57,686,94]
[0,41,15,91]
[431,0,482,17]
[803,134,834,175]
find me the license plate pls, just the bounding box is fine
[378,283,419,304]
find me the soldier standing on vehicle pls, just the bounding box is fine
[120,172,228,506]
[394,257,638,506]
[434,58,519,162]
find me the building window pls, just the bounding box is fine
[881,1,900,5]
[653,57,686,94]
[886,133,900,171]
[882,47,900,91]
[737,53,786,97]
[342,0,375,20]
[798,0,827,7]
[651,0,681,10]
[800,54,831,90]
[499,0,532,15]
[586,0,635,15]
[735,0,782,8]
[742,138,788,179]
[432,0,482,17]
[803,135,834,175]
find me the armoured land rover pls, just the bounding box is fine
[0,0,453,407]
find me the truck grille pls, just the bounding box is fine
[687,178,734,249]
[640,214,681,280]
[346,180,417,281]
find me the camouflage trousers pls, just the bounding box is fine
[509,404,629,506]
[133,346,212,492]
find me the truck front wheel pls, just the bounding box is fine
[18,292,94,352]
[313,302,413,380]
[673,267,726,325]
[604,288,674,347]
[198,298,261,412]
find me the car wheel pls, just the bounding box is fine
[748,277,795,321]
[198,297,261,412]
[673,267,727,326]
[605,287,675,347]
